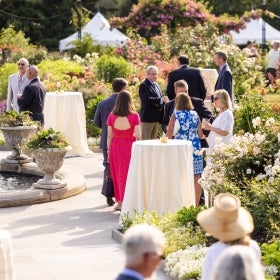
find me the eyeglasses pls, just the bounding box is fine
[18,63,26,66]
[214,97,219,101]
[143,252,164,260]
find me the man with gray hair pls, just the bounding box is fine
[17,65,46,126]
[115,224,165,280]
[139,65,169,139]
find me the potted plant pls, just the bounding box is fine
[25,128,71,189]
[87,136,102,153]
[0,111,37,164]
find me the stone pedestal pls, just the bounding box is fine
[32,147,70,190]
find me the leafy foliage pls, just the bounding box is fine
[200,118,280,242]
[96,55,133,83]
[234,93,278,134]
[262,240,280,274]
[121,208,206,256]
[0,111,37,127]
[26,128,70,149]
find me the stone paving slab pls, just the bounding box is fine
[0,151,171,280]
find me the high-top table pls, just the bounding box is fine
[0,229,16,280]
[44,92,93,157]
[121,139,195,217]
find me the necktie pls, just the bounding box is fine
[153,83,161,98]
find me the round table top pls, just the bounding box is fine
[135,139,192,147]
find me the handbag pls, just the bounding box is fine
[101,177,114,197]
[101,163,114,197]
[173,118,180,136]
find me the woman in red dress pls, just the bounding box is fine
[107,91,140,211]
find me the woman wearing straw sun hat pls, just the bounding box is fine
[196,193,261,280]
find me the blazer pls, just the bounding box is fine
[166,65,206,100]
[139,78,163,123]
[94,93,118,150]
[215,64,233,101]
[163,96,213,134]
[115,274,140,280]
[6,73,29,112]
[17,78,46,125]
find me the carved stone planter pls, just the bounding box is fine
[32,147,71,190]
[0,126,36,164]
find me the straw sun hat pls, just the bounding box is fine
[196,193,254,242]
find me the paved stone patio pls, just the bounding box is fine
[0,151,171,280]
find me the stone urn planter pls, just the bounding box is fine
[0,111,37,164]
[25,128,71,190]
[32,147,71,189]
[0,126,36,164]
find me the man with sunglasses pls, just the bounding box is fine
[17,65,46,126]
[115,224,165,280]
[6,58,29,112]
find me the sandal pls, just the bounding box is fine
[114,203,122,211]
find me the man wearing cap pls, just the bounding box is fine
[115,224,165,280]
[196,193,261,280]
[6,58,30,112]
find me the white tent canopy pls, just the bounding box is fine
[230,18,280,45]
[59,12,128,52]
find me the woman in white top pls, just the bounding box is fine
[202,89,234,154]
[267,40,280,70]
[196,193,262,280]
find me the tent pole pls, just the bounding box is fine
[261,0,266,51]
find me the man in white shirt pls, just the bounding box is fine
[6,58,29,112]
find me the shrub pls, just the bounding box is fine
[120,208,206,257]
[0,62,17,100]
[262,240,280,278]
[96,55,133,83]
[199,117,280,242]
[85,95,106,137]
[234,92,277,133]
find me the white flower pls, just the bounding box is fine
[265,117,275,127]
[252,117,261,128]
[246,169,252,174]
[165,245,207,280]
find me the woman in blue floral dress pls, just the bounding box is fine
[166,93,205,206]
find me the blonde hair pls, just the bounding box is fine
[214,89,232,111]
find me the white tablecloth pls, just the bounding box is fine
[121,139,195,217]
[200,68,218,97]
[0,230,15,280]
[44,92,92,157]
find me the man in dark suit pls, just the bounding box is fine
[115,224,165,280]
[139,66,169,140]
[17,65,46,126]
[94,78,128,206]
[214,51,233,102]
[166,55,206,100]
[163,80,212,133]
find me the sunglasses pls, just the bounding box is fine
[143,252,164,260]
[18,63,26,66]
